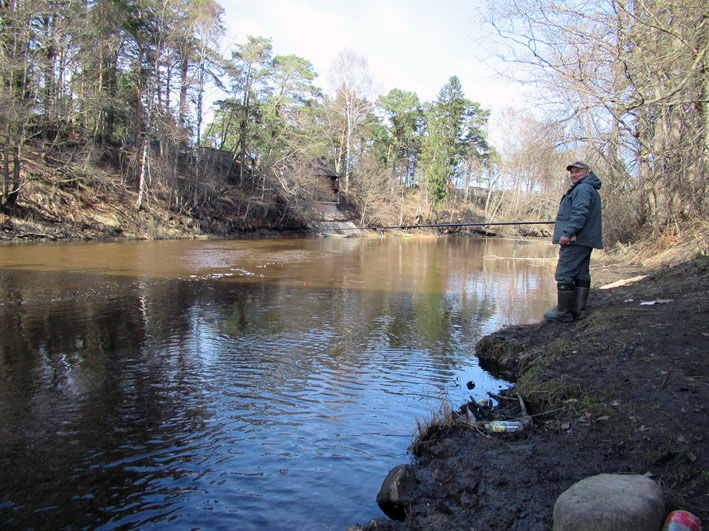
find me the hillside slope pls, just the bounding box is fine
[1,149,312,242]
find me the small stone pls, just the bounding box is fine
[553,473,665,531]
[578,412,592,422]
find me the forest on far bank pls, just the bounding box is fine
[1,0,707,246]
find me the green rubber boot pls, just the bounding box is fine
[574,286,590,320]
[544,286,576,322]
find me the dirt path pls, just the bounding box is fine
[352,256,708,530]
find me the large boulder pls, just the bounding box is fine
[376,464,417,522]
[553,473,665,531]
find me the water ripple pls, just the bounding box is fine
[0,238,557,530]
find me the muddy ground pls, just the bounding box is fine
[352,255,708,530]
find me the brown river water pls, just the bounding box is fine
[0,236,556,530]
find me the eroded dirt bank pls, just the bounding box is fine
[0,156,310,243]
[352,255,708,531]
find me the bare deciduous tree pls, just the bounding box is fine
[483,0,708,240]
[328,48,373,201]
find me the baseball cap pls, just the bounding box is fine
[566,161,590,171]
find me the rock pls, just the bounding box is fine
[553,473,665,531]
[376,464,416,522]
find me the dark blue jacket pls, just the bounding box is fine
[552,172,603,249]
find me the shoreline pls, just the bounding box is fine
[351,255,708,530]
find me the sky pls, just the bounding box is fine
[217,0,526,141]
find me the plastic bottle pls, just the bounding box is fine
[485,420,524,433]
[662,510,702,531]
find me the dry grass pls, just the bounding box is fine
[515,365,582,413]
[603,218,709,268]
[409,399,460,456]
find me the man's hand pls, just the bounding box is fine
[559,235,572,246]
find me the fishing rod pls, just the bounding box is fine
[331,221,556,231]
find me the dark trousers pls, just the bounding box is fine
[555,244,593,288]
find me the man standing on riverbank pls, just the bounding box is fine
[544,161,603,322]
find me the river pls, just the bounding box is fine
[0,236,556,529]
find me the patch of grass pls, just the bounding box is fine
[516,365,617,419]
[579,303,631,333]
[547,337,571,359]
[646,441,690,467]
[409,399,457,457]
[689,374,708,384]
[562,392,615,418]
[657,468,709,516]
[475,334,521,362]
[516,365,581,412]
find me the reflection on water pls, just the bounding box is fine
[0,237,556,529]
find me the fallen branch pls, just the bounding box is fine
[16,233,59,240]
[516,392,533,428]
[526,407,564,418]
[488,392,517,401]
[599,275,648,290]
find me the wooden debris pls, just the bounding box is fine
[488,392,516,401]
[516,392,533,428]
[599,275,648,290]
